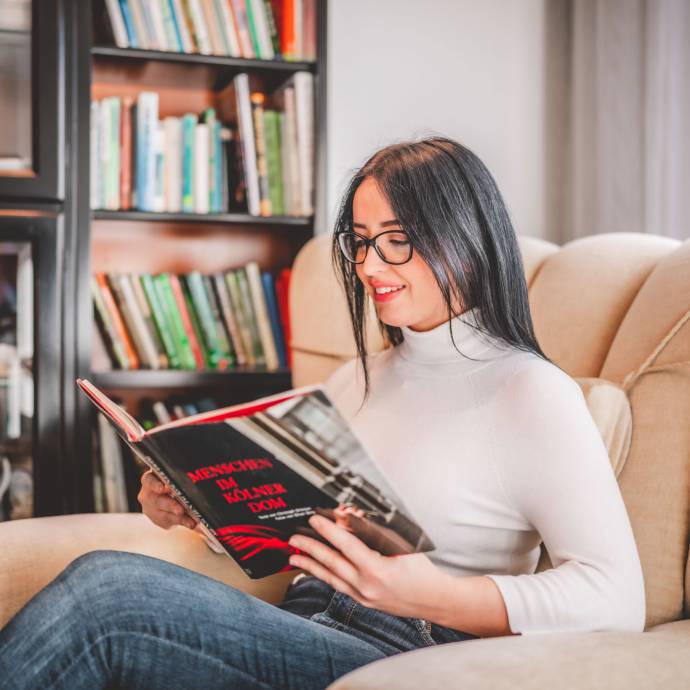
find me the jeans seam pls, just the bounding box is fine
[343,598,359,628]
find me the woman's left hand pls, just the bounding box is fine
[288,513,449,620]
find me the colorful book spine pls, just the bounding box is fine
[140,273,181,368]
[152,274,197,369]
[91,277,129,369]
[167,273,205,368]
[95,273,140,369]
[120,96,133,210]
[250,92,271,215]
[261,271,287,368]
[185,271,225,369]
[245,261,279,370]
[181,113,197,212]
[202,274,235,366]
[224,269,256,366]
[213,273,247,366]
[234,267,266,367]
[263,109,284,215]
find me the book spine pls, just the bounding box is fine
[263,0,280,58]
[217,0,242,57]
[243,0,263,57]
[181,113,197,212]
[230,0,255,58]
[281,0,295,60]
[186,272,224,368]
[95,272,140,369]
[164,0,185,51]
[153,274,197,369]
[97,414,129,512]
[120,96,133,210]
[250,0,274,59]
[140,273,181,368]
[109,273,159,369]
[181,277,212,368]
[224,269,256,366]
[99,98,111,210]
[245,261,279,370]
[163,117,182,212]
[263,109,284,215]
[233,73,260,215]
[153,122,165,212]
[202,108,217,211]
[170,0,195,52]
[128,0,152,49]
[91,276,129,369]
[90,101,101,210]
[179,0,201,52]
[168,274,206,368]
[186,0,213,54]
[129,273,169,368]
[201,0,226,55]
[282,85,301,214]
[104,0,130,48]
[118,0,138,47]
[202,273,235,367]
[213,273,247,366]
[250,92,271,216]
[275,267,292,367]
[108,97,121,210]
[194,123,210,214]
[235,266,266,367]
[261,271,287,368]
[211,0,232,55]
[293,71,314,216]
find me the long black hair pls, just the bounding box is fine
[331,136,551,400]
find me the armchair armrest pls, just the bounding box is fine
[0,513,295,629]
[328,621,690,690]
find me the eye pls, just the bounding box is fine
[389,239,410,246]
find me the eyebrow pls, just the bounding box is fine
[352,220,401,230]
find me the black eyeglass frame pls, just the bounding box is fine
[336,229,414,265]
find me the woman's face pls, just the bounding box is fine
[352,177,463,332]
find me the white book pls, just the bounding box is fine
[164,117,182,212]
[136,91,159,211]
[128,0,152,49]
[99,98,111,210]
[153,122,165,212]
[230,0,255,58]
[293,72,314,216]
[104,0,130,47]
[283,85,301,215]
[233,73,260,215]
[152,401,173,424]
[171,0,195,52]
[97,413,129,513]
[244,261,280,371]
[187,0,213,54]
[90,100,101,210]
[105,97,121,211]
[117,274,162,369]
[149,0,170,50]
[216,0,241,57]
[139,0,162,50]
[249,0,274,59]
[294,0,303,59]
[194,123,210,213]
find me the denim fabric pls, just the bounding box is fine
[0,550,477,690]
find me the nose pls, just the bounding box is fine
[359,243,388,276]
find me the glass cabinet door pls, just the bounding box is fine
[0,241,33,520]
[0,1,62,200]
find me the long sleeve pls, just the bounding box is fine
[485,361,646,635]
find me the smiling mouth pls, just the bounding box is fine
[372,285,406,302]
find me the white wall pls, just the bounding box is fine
[325,0,549,239]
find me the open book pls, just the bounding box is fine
[78,379,435,579]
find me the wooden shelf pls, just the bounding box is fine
[91,46,316,74]
[92,210,313,227]
[92,368,292,390]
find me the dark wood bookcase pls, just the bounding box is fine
[0,0,327,517]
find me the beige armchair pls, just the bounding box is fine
[1,232,689,689]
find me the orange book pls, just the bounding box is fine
[120,96,133,210]
[281,0,295,59]
[167,273,205,369]
[95,273,140,369]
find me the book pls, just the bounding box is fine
[78,379,436,579]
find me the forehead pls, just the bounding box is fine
[352,178,396,223]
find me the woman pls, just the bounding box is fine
[0,137,645,689]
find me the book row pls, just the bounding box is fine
[90,71,314,217]
[92,263,292,372]
[100,0,317,61]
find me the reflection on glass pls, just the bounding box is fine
[0,241,34,521]
[0,0,32,173]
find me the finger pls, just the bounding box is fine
[289,533,360,585]
[156,494,186,516]
[142,471,168,494]
[288,553,362,601]
[308,514,380,568]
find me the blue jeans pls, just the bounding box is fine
[0,550,477,689]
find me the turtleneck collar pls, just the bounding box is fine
[396,307,501,365]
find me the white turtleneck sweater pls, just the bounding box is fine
[323,307,646,636]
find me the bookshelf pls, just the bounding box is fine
[76,1,327,515]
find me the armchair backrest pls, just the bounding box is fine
[289,232,690,629]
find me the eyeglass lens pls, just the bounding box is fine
[338,231,412,264]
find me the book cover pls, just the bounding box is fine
[261,271,287,368]
[78,379,436,579]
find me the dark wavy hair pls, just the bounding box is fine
[331,136,551,401]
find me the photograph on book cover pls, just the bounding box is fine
[78,379,435,578]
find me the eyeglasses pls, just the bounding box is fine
[336,229,414,265]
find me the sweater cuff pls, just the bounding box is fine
[485,573,538,636]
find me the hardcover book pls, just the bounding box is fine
[78,379,435,579]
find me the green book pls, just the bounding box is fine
[243,0,263,58]
[185,271,223,369]
[181,277,212,369]
[263,110,284,216]
[234,267,266,367]
[140,273,180,368]
[202,273,235,367]
[152,274,196,370]
[224,269,256,367]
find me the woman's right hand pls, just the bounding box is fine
[138,469,197,530]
